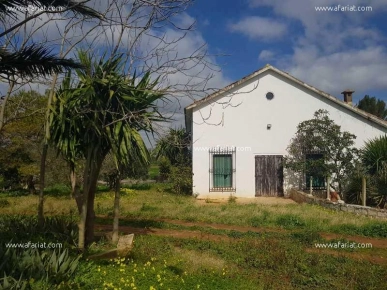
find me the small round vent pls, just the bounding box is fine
[266,92,274,100]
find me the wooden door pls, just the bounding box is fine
[255,155,283,196]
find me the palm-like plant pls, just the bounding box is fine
[0,0,101,78]
[50,51,166,249]
[361,135,387,208]
[153,128,191,165]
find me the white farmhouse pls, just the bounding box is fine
[184,65,387,198]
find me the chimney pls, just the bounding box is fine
[341,89,354,105]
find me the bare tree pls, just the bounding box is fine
[2,0,233,245]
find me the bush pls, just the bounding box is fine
[158,157,171,182]
[0,216,78,248]
[169,166,192,195]
[0,247,81,285]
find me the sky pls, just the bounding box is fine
[2,0,387,144]
[183,0,387,105]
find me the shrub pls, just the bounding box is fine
[361,135,387,208]
[169,166,192,195]
[158,157,171,182]
[0,247,81,285]
[0,216,78,248]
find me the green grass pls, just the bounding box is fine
[2,183,387,237]
[149,164,160,180]
[1,183,387,289]
[72,234,386,290]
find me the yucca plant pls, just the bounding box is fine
[50,51,167,249]
[153,128,191,166]
[361,135,387,208]
[361,135,387,174]
[0,216,78,246]
[0,247,81,285]
[0,274,28,290]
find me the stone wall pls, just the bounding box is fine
[289,189,387,220]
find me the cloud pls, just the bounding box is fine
[244,0,387,97]
[2,4,231,135]
[135,13,231,132]
[258,50,275,61]
[229,16,287,40]
[286,46,387,94]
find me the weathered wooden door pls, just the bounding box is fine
[255,155,284,196]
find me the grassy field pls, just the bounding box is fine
[0,183,386,289]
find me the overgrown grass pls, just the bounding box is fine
[1,183,387,238]
[1,184,387,289]
[73,234,386,289]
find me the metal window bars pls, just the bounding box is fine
[209,146,236,192]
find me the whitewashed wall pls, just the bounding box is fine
[191,70,387,198]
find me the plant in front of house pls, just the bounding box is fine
[360,135,387,208]
[169,166,193,195]
[158,157,172,182]
[284,110,359,200]
[153,128,191,166]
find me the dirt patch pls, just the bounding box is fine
[196,197,296,205]
[96,216,387,249]
[160,218,286,234]
[95,224,235,242]
[95,217,387,265]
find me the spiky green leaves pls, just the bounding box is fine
[50,51,167,171]
[361,135,387,175]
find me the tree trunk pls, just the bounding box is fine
[38,143,48,226]
[38,74,58,227]
[85,165,99,247]
[112,170,121,245]
[78,149,92,251]
[78,150,104,250]
[0,81,15,134]
[27,175,36,195]
[70,164,82,214]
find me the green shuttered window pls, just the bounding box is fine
[209,147,236,192]
[213,154,233,188]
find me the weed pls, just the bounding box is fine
[275,214,306,229]
[228,195,237,203]
[140,203,159,212]
[291,230,321,246]
[0,199,10,208]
